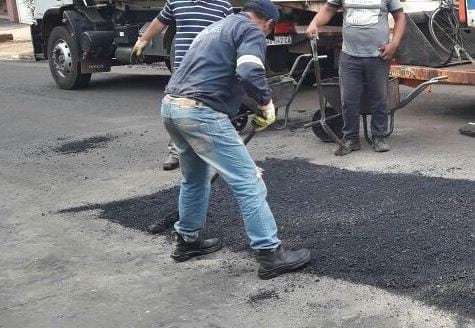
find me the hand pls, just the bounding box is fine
[378,42,398,61]
[131,38,149,57]
[252,100,276,131]
[306,24,319,39]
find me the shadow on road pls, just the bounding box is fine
[59,158,475,318]
[86,73,170,91]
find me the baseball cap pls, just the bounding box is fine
[243,0,280,22]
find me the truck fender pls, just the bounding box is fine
[41,8,62,40]
[39,8,62,58]
[62,10,94,48]
[39,8,94,59]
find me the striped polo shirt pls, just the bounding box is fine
[157,0,233,69]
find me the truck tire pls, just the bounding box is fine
[47,26,91,90]
[164,24,176,73]
[165,36,176,73]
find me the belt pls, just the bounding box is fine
[165,94,206,108]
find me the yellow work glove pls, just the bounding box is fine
[252,100,276,131]
[131,38,149,57]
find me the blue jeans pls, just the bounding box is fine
[339,52,390,140]
[160,96,281,250]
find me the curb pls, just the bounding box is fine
[0,53,35,61]
[0,40,35,61]
[0,33,13,42]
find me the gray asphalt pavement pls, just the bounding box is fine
[1,60,474,328]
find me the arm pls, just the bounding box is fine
[379,11,406,61]
[235,27,271,106]
[141,1,174,43]
[132,2,172,56]
[306,4,339,37]
[234,24,275,130]
[390,11,406,49]
[140,18,168,42]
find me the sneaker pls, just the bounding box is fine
[372,137,390,152]
[256,246,311,280]
[334,139,361,156]
[163,154,179,171]
[170,231,222,262]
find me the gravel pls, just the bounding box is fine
[60,158,475,318]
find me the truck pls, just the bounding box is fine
[31,0,315,89]
[32,0,474,90]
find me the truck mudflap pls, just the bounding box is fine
[80,59,112,74]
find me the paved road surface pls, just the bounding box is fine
[1,60,474,327]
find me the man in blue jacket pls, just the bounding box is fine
[161,0,311,279]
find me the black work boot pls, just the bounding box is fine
[334,139,361,156]
[256,246,311,280]
[170,231,222,262]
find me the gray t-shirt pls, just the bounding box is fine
[328,0,403,57]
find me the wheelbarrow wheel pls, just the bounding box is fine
[311,108,344,142]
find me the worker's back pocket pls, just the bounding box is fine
[175,118,214,154]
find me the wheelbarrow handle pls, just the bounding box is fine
[431,76,449,82]
[309,37,329,114]
[310,36,319,49]
[396,76,448,110]
[309,37,347,147]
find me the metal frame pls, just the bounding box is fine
[303,38,449,144]
[273,52,328,129]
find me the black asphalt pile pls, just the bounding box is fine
[59,187,179,232]
[53,135,117,154]
[60,159,475,317]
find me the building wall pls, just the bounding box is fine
[1,0,9,17]
[6,0,19,22]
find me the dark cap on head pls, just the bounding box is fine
[242,0,280,22]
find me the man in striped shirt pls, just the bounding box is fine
[133,0,233,170]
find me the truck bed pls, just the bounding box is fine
[390,63,475,86]
[275,0,439,13]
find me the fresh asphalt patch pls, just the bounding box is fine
[59,158,475,318]
[53,134,117,154]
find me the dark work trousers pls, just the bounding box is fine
[339,52,390,140]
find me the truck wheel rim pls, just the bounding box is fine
[52,40,72,78]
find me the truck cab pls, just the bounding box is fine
[31,0,174,89]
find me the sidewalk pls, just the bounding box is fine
[0,19,34,60]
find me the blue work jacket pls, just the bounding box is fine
[165,13,272,117]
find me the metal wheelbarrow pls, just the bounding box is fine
[234,51,328,131]
[303,38,448,145]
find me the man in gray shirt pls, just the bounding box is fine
[306,0,406,155]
